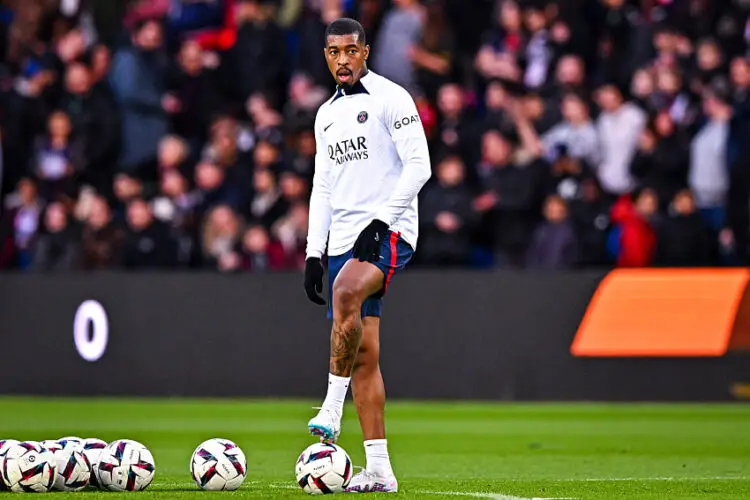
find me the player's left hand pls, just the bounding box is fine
[352,219,389,262]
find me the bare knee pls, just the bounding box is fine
[333,278,365,318]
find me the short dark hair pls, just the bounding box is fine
[325,18,366,45]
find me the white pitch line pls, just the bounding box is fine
[270,483,572,499]
[414,491,575,500]
[566,477,748,482]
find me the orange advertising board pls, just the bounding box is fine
[571,269,750,357]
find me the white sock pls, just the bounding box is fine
[364,439,394,477]
[321,373,350,416]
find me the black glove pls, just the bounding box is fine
[352,219,389,262]
[304,257,326,305]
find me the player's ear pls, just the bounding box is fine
[363,44,370,61]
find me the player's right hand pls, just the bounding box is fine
[304,258,326,305]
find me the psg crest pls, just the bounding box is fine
[357,111,368,123]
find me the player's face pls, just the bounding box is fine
[324,34,370,87]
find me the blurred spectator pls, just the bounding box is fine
[731,56,750,114]
[546,54,587,110]
[546,146,596,203]
[652,67,694,126]
[0,178,43,269]
[526,194,578,269]
[419,154,476,266]
[690,38,725,95]
[167,39,221,149]
[271,202,308,269]
[238,224,289,272]
[158,135,191,177]
[434,83,480,177]
[630,111,690,210]
[250,168,287,230]
[475,129,539,267]
[201,204,243,272]
[595,82,647,196]
[279,171,309,206]
[194,160,245,215]
[481,79,516,137]
[654,189,713,267]
[81,195,123,269]
[112,173,144,226]
[540,91,600,167]
[152,169,201,266]
[373,0,424,94]
[284,73,327,133]
[475,0,524,83]
[520,2,552,90]
[121,198,176,269]
[285,128,316,182]
[110,18,169,174]
[59,61,120,190]
[689,86,733,231]
[410,0,455,102]
[32,110,80,202]
[609,189,658,267]
[88,44,112,88]
[31,201,81,271]
[220,0,286,108]
[569,177,611,267]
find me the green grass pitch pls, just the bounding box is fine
[1,398,749,499]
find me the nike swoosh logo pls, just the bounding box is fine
[324,123,334,132]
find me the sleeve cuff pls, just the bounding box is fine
[306,249,323,260]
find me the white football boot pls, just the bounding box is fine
[307,407,341,443]
[345,469,399,493]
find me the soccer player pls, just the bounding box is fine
[303,17,431,494]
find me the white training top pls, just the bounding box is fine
[306,70,432,259]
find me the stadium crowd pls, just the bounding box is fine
[2,0,750,271]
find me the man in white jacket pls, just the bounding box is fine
[595,83,647,197]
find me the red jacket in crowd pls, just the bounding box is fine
[610,196,656,267]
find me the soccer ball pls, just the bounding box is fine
[295,443,353,495]
[95,439,155,491]
[1,441,57,492]
[190,438,247,491]
[53,448,91,491]
[0,440,19,491]
[58,436,83,451]
[81,438,108,488]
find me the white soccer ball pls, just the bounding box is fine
[57,436,83,451]
[95,439,155,491]
[0,440,19,491]
[81,438,108,488]
[190,438,247,491]
[1,441,57,492]
[295,443,353,495]
[53,448,91,491]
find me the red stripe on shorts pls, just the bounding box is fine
[384,232,400,293]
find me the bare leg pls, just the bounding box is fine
[329,261,384,377]
[352,316,386,440]
[308,260,386,442]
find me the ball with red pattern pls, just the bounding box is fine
[1,441,57,492]
[295,442,352,495]
[190,438,247,491]
[80,438,108,488]
[95,439,155,492]
[0,439,20,491]
[52,448,91,491]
